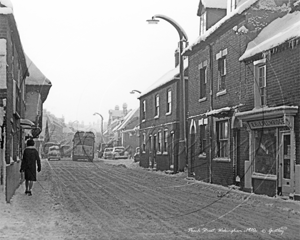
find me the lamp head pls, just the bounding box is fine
[146,17,159,24]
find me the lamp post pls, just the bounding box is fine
[93,112,104,142]
[147,14,189,174]
[130,90,141,94]
[70,120,78,131]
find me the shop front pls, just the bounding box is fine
[236,106,298,197]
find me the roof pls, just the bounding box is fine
[117,107,139,131]
[25,55,52,103]
[201,0,227,9]
[140,58,188,98]
[240,10,300,61]
[0,0,13,14]
[184,0,259,55]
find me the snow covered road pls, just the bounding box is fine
[1,158,300,239]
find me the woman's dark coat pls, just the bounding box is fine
[20,147,41,181]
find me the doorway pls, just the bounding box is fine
[169,132,175,171]
[279,132,293,196]
[190,126,196,175]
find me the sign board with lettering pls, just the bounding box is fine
[248,118,286,129]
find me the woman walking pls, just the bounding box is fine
[20,139,41,196]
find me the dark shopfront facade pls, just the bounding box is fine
[236,106,298,197]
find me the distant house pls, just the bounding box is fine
[116,107,140,155]
[0,1,29,202]
[104,104,128,144]
[138,58,188,171]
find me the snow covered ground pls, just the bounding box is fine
[1,158,299,240]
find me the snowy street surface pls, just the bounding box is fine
[1,158,300,240]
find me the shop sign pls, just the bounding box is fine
[249,118,285,129]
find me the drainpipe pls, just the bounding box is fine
[209,44,213,183]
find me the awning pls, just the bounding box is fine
[20,119,35,129]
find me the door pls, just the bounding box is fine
[190,126,196,175]
[153,135,157,169]
[170,132,175,170]
[279,132,293,196]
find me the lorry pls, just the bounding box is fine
[72,131,95,162]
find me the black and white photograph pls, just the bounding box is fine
[0,0,300,239]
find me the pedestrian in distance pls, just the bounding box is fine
[20,139,41,196]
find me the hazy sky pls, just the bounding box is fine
[12,0,200,124]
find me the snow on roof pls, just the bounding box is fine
[117,107,139,131]
[25,55,52,86]
[140,58,188,97]
[184,0,259,55]
[0,0,13,14]
[202,0,227,9]
[239,10,300,61]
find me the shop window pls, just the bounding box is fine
[166,89,172,114]
[155,94,159,117]
[216,120,229,158]
[254,129,276,175]
[199,60,207,100]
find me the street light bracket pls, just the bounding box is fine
[148,14,188,43]
[130,90,141,94]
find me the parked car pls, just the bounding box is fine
[111,146,128,160]
[133,147,140,162]
[48,146,61,161]
[103,147,113,159]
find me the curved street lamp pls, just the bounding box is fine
[93,112,104,141]
[130,89,141,94]
[147,14,189,174]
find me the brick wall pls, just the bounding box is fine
[139,80,178,170]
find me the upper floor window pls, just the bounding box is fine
[254,59,267,108]
[142,100,146,120]
[216,120,229,158]
[216,49,227,92]
[166,90,172,114]
[199,60,208,99]
[155,94,159,117]
[258,65,266,106]
[200,12,207,36]
[227,0,243,14]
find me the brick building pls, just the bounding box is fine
[115,107,140,157]
[0,2,29,202]
[183,0,290,193]
[138,59,188,171]
[236,3,300,198]
[25,55,52,153]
